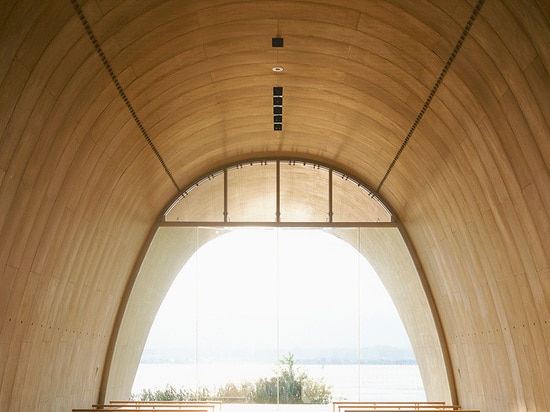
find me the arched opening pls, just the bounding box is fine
[133,228,423,404]
[103,159,455,405]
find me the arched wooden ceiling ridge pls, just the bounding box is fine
[71,0,486,201]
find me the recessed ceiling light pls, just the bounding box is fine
[272,66,284,72]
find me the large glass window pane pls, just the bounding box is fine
[277,228,360,402]
[227,163,277,222]
[280,162,329,222]
[332,173,391,222]
[133,227,423,403]
[327,227,419,401]
[196,228,278,390]
[165,173,225,222]
[132,227,203,393]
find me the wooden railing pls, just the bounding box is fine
[334,401,446,412]
[73,400,480,412]
[110,400,222,411]
[332,401,479,412]
[74,409,207,412]
[74,409,209,412]
[334,410,480,412]
[73,400,222,411]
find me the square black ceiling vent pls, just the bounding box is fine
[272,37,284,47]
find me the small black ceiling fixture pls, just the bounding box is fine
[272,37,284,47]
[273,86,283,131]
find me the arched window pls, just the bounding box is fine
[163,159,391,224]
[104,159,454,406]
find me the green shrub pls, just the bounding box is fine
[132,353,332,404]
[131,385,211,401]
[215,381,255,402]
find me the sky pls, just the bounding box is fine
[142,228,413,363]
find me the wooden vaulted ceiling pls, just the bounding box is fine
[0,0,548,411]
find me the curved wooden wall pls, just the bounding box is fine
[0,0,548,410]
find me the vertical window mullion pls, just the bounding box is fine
[329,168,333,223]
[276,160,281,223]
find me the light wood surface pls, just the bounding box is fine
[0,0,548,411]
[333,401,448,412]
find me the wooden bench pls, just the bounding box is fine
[340,406,463,411]
[74,400,222,411]
[339,409,465,412]
[115,400,222,412]
[74,409,208,412]
[334,406,480,412]
[333,402,460,411]
[109,401,221,410]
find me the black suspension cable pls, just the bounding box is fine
[71,0,181,192]
[375,0,485,194]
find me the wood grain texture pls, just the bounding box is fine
[0,0,548,410]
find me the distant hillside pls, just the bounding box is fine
[140,345,416,365]
[293,346,417,365]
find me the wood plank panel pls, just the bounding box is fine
[0,0,548,410]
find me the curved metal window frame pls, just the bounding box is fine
[161,158,394,227]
